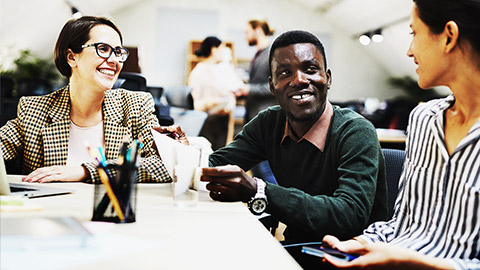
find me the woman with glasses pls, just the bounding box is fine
[0,16,171,183]
[322,0,480,269]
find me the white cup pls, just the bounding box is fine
[172,146,201,207]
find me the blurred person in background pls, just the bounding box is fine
[188,36,245,150]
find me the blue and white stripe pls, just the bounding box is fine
[362,95,480,270]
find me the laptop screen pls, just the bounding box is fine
[0,149,11,195]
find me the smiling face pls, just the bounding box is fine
[69,24,123,92]
[407,4,446,89]
[269,43,331,123]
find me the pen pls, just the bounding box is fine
[98,168,125,221]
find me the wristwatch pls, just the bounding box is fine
[248,177,268,215]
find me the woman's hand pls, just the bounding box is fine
[323,235,364,252]
[322,235,453,270]
[153,125,189,145]
[22,166,88,183]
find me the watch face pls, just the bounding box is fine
[251,198,267,214]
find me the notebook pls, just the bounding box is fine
[0,150,73,198]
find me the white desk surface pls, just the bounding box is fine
[1,176,301,270]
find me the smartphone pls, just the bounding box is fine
[301,246,359,262]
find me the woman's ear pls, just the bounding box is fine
[444,21,459,53]
[66,49,77,67]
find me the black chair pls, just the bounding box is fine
[16,78,52,96]
[1,76,17,126]
[113,72,174,125]
[113,72,147,91]
[381,148,405,220]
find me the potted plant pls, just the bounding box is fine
[0,49,62,97]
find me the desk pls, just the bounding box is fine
[376,128,406,150]
[1,176,301,269]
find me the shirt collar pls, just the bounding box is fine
[281,101,334,152]
[426,94,455,116]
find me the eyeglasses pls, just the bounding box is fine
[81,42,129,63]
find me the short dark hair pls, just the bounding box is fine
[414,0,480,56]
[248,19,274,36]
[269,30,327,76]
[194,36,222,58]
[54,16,123,78]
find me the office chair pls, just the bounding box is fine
[113,72,174,125]
[163,85,194,110]
[1,76,17,126]
[162,85,206,136]
[113,72,147,91]
[381,148,405,220]
[16,78,52,96]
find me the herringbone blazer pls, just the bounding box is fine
[0,86,171,183]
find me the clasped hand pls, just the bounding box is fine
[201,165,256,202]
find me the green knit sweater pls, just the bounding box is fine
[210,105,387,242]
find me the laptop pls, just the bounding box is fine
[0,150,73,198]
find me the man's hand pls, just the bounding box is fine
[322,235,453,270]
[201,165,256,202]
[22,166,88,183]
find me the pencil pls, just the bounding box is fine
[98,168,125,221]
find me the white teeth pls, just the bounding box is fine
[99,69,115,76]
[291,93,312,100]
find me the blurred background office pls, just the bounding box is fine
[0,0,449,149]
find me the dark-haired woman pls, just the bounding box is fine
[0,16,171,183]
[188,36,245,150]
[322,0,480,269]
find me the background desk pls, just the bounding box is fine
[376,128,406,150]
[1,176,301,269]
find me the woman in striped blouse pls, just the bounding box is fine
[322,0,480,269]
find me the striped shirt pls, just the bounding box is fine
[361,95,480,270]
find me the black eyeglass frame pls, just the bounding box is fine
[80,42,130,63]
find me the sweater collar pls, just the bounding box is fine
[281,101,333,152]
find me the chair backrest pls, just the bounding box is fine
[16,78,52,96]
[163,85,194,110]
[0,76,17,126]
[114,72,147,91]
[382,148,405,220]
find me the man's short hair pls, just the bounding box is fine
[269,30,327,76]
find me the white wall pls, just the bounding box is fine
[112,0,395,102]
[0,0,408,102]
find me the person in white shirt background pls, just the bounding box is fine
[188,36,245,150]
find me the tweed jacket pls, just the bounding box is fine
[0,86,171,183]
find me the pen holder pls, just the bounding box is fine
[92,164,138,223]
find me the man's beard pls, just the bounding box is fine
[248,39,257,46]
[286,107,323,123]
[287,103,326,122]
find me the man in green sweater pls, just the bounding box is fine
[202,30,387,268]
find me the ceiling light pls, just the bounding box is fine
[372,29,384,43]
[359,33,371,46]
[71,7,82,19]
